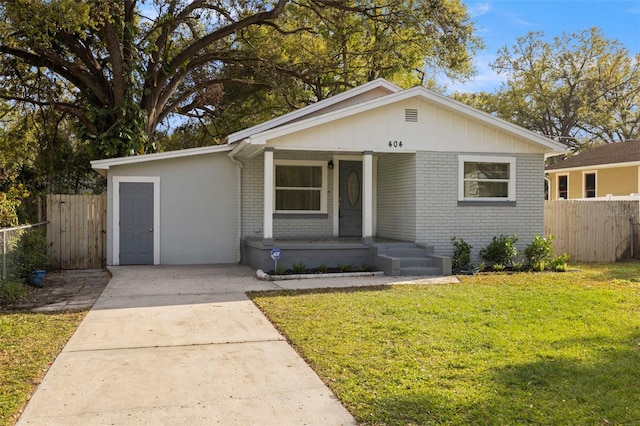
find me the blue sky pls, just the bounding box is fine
[441,0,640,93]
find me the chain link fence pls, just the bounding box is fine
[1,222,48,283]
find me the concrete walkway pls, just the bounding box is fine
[17,265,458,425]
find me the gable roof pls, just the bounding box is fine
[233,83,565,155]
[225,78,402,144]
[546,140,640,171]
[92,79,402,172]
[91,78,566,172]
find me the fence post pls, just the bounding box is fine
[2,231,5,281]
[631,217,635,259]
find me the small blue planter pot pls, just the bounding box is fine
[28,270,46,288]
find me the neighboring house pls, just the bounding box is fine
[91,79,565,275]
[546,140,640,200]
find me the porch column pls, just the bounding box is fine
[362,151,374,244]
[263,147,274,246]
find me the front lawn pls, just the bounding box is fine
[0,312,85,425]
[250,263,640,425]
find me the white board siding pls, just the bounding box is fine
[415,152,545,263]
[106,153,238,265]
[263,98,549,155]
[296,87,396,122]
[241,151,335,242]
[376,153,416,242]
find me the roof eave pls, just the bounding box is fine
[546,159,640,173]
[242,85,567,153]
[90,144,233,172]
[226,78,402,144]
[417,88,567,152]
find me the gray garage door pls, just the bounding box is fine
[119,182,154,265]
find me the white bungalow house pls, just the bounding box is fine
[91,79,566,275]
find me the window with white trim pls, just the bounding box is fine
[583,171,596,198]
[557,174,568,199]
[274,160,327,213]
[458,156,516,201]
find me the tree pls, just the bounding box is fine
[1,100,102,199]
[456,28,640,150]
[192,0,481,141]
[0,0,481,156]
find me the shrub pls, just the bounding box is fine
[451,237,473,271]
[338,262,354,273]
[292,260,306,274]
[318,264,328,274]
[492,263,505,272]
[512,259,525,271]
[479,234,519,267]
[275,264,287,275]
[524,235,554,272]
[361,263,373,272]
[18,228,53,279]
[549,253,570,272]
[0,179,30,227]
[0,279,29,305]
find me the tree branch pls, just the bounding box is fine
[102,11,126,106]
[0,93,98,135]
[0,45,110,106]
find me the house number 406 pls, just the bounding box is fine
[388,140,403,148]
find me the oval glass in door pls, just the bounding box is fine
[347,170,360,207]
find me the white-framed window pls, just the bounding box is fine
[557,174,569,199]
[274,160,328,213]
[458,155,516,201]
[583,170,597,198]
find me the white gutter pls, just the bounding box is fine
[227,140,247,264]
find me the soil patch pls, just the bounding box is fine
[2,269,110,313]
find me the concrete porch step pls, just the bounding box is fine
[399,266,443,276]
[386,248,427,258]
[400,257,433,268]
[372,242,450,277]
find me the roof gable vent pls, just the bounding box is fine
[405,108,418,122]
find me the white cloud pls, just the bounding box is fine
[511,14,540,27]
[467,1,491,18]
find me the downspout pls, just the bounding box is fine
[544,175,551,201]
[228,141,247,264]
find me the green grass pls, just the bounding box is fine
[250,262,640,425]
[0,280,29,306]
[0,311,85,426]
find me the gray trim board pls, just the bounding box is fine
[457,201,517,207]
[274,214,329,219]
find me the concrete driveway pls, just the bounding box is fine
[17,265,358,425]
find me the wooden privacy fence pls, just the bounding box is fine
[46,194,107,269]
[544,200,640,263]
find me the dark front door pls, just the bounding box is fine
[119,182,154,265]
[339,161,363,237]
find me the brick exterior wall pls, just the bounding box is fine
[241,149,545,264]
[376,153,416,241]
[241,151,334,241]
[415,151,545,263]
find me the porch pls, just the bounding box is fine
[243,238,452,277]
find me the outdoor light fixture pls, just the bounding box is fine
[328,160,334,169]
